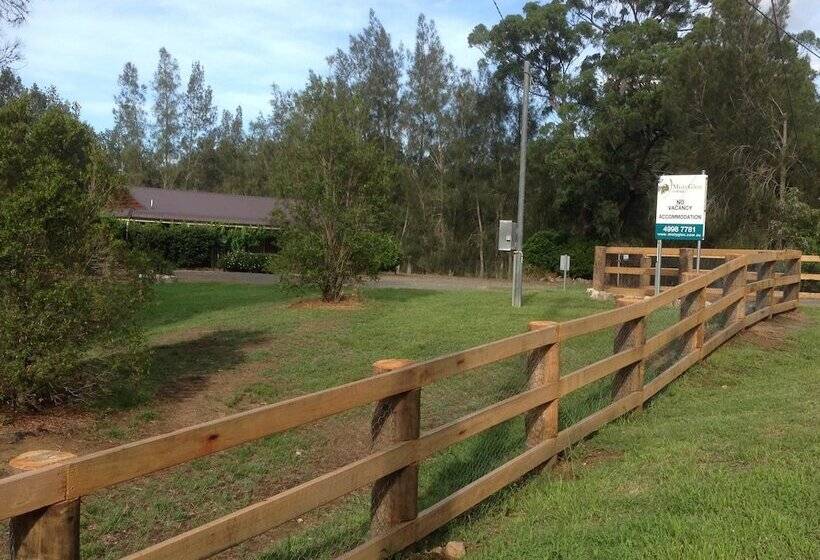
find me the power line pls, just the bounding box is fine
[491,0,504,21]
[770,2,797,144]
[743,0,820,60]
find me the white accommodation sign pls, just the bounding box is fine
[655,174,707,241]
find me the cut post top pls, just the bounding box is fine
[372,359,414,375]
[527,320,557,332]
[9,450,76,472]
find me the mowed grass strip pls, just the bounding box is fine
[76,283,614,558]
[37,281,813,559]
[388,308,818,560]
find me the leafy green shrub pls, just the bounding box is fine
[274,229,401,300]
[165,225,219,267]
[221,227,279,254]
[116,222,279,269]
[561,239,596,279]
[365,232,401,272]
[0,94,149,409]
[523,230,564,273]
[524,230,596,279]
[219,251,272,273]
[270,77,400,302]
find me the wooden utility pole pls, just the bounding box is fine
[512,60,530,308]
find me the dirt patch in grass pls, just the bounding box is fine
[289,296,363,310]
[739,309,807,349]
[553,447,624,480]
[150,326,216,347]
[0,409,98,471]
[0,330,283,473]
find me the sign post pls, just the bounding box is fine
[654,174,708,295]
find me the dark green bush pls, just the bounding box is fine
[523,230,564,272]
[116,222,279,269]
[524,230,596,279]
[561,239,596,279]
[274,230,402,299]
[219,251,272,273]
[362,232,401,272]
[0,94,149,409]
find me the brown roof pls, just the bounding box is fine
[111,186,287,227]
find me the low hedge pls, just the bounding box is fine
[219,251,273,273]
[524,230,596,279]
[112,221,278,269]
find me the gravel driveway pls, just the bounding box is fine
[173,269,576,292]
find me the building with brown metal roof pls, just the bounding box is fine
[111,186,288,228]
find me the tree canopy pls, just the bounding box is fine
[35,0,820,276]
[0,89,150,408]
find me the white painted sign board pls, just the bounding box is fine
[655,174,707,241]
[559,254,570,272]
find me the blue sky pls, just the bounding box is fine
[9,0,819,131]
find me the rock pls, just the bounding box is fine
[443,541,466,559]
[155,274,178,283]
[586,287,613,301]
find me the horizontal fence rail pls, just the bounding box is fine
[1,249,804,559]
[593,246,817,300]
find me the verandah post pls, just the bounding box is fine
[524,321,560,466]
[9,450,79,560]
[370,359,420,536]
[611,311,646,410]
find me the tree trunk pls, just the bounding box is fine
[778,117,787,203]
[475,197,485,278]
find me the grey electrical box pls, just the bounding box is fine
[560,254,571,272]
[498,220,515,251]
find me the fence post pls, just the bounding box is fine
[724,255,747,324]
[370,359,419,536]
[678,248,693,285]
[9,450,79,560]
[593,246,607,291]
[755,259,775,313]
[639,255,652,293]
[611,311,646,410]
[680,274,706,353]
[782,256,801,303]
[524,321,560,464]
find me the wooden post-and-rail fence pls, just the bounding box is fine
[593,245,818,300]
[1,250,804,559]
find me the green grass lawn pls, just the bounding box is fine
[80,283,616,559]
[400,308,820,560]
[65,283,817,559]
